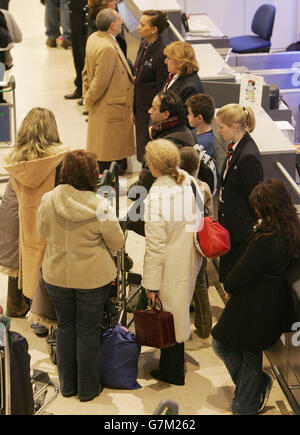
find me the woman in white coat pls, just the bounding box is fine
[142,139,203,385]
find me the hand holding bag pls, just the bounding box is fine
[133,297,176,349]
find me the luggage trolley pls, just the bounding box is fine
[97,162,142,328]
[0,315,59,415]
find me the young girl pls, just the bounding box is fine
[142,139,202,385]
[180,146,213,339]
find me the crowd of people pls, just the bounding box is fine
[0,1,299,415]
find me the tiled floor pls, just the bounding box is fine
[0,0,295,415]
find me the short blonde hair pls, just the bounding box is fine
[6,107,61,164]
[216,103,256,133]
[145,139,185,184]
[164,41,199,77]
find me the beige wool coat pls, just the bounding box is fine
[82,31,135,162]
[5,146,68,299]
[37,184,125,289]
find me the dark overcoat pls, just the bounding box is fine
[212,232,296,352]
[164,71,204,105]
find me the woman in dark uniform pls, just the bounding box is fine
[133,10,169,163]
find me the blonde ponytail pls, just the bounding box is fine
[217,103,256,133]
[145,139,186,184]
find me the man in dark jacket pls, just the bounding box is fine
[64,0,88,100]
[127,91,196,235]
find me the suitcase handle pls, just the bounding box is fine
[146,296,163,311]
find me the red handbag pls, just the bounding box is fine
[133,298,176,349]
[191,180,231,258]
[194,216,231,258]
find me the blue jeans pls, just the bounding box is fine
[46,282,111,400]
[212,337,267,414]
[45,0,71,41]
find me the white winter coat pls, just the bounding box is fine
[142,171,203,343]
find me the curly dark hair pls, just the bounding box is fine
[58,150,99,192]
[249,178,300,258]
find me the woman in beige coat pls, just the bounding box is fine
[142,139,203,386]
[4,107,68,310]
[38,150,125,401]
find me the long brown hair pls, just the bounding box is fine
[249,178,300,257]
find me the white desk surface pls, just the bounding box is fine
[193,43,231,80]
[185,14,225,40]
[249,110,295,155]
[193,44,235,81]
[133,0,181,11]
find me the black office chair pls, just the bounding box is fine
[229,4,276,53]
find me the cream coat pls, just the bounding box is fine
[37,184,125,289]
[5,146,68,299]
[82,31,135,161]
[142,171,203,343]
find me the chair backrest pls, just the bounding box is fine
[251,4,276,41]
[0,62,5,81]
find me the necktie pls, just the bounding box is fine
[227,142,234,159]
[165,73,175,89]
[223,142,235,180]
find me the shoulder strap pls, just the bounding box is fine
[190,179,208,217]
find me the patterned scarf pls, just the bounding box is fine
[150,116,182,139]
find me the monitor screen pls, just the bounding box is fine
[0,104,11,143]
[117,1,139,32]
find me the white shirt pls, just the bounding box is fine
[164,74,179,90]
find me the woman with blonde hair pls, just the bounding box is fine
[2,107,68,321]
[142,139,203,385]
[216,103,263,283]
[162,41,203,109]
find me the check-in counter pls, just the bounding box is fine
[120,0,229,49]
[265,259,300,415]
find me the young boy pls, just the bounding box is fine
[186,93,216,160]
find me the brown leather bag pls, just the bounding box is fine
[133,298,176,349]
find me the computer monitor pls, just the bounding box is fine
[117,1,139,32]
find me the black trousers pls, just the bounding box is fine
[159,343,185,384]
[68,0,87,91]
